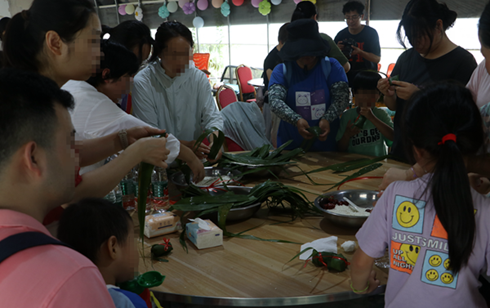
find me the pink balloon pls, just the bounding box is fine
[294,0,301,3]
[178,0,189,8]
[197,0,208,10]
[251,0,261,8]
[118,4,127,15]
[232,0,244,5]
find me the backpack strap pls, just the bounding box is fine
[321,56,331,81]
[283,57,332,88]
[0,231,71,263]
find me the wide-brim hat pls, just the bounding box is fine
[279,19,330,62]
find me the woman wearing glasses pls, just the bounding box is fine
[334,1,381,85]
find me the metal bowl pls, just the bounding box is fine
[314,190,378,228]
[208,186,261,221]
[171,167,243,191]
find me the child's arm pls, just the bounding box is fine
[337,120,360,152]
[350,248,380,294]
[360,107,394,141]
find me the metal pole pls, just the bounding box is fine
[227,14,231,67]
[366,0,371,26]
[93,0,99,16]
[266,14,270,53]
[114,0,120,25]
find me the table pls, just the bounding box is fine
[247,78,265,88]
[137,152,409,307]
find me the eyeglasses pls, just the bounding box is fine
[344,15,360,21]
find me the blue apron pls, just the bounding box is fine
[277,60,339,151]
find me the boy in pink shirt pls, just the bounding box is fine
[0,69,115,307]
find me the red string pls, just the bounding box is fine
[160,238,171,251]
[303,253,351,268]
[337,176,383,190]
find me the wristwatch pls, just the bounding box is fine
[118,129,129,149]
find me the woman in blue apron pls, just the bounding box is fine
[268,19,349,151]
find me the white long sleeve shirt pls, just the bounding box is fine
[62,80,180,174]
[132,60,223,141]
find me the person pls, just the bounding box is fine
[377,0,477,162]
[336,71,393,156]
[263,23,288,91]
[58,199,146,308]
[350,83,490,307]
[132,21,223,162]
[63,40,204,180]
[3,0,170,226]
[467,61,490,109]
[0,68,115,307]
[292,1,350,73]
[268,19,349,151]
[334,1,380,84]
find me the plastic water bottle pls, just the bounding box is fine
[151,167,169,211]
[120,171,136,210]
[103,184,123,208]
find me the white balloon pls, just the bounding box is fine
[271,0,282,5]
[167,1,178,13]
[193,16,204,28]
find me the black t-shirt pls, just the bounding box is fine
[390,46,477,161]
[263,47,282,89]
[334,25,381,83]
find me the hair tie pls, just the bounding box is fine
[438,133,457,145]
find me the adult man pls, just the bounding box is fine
[0,69,115,307]
[334,1,381,85]
[263,23,289,91]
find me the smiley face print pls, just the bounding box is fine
[392,196,426,233]
[441,273,454,284]
[429,254,442,267]
[400,244,420,266]
[443,258,451,270]
[397,201,420,228]
[425,269,439,281]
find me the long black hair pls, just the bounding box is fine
[396,0,456,50]
[3,0,95,72]
[291,1,317,22]
[102,20,153,65]
[479,1,490,48]
[404,83,483,274]
[149,21,194,63]
[86,40,139,88]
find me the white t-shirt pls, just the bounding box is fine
[62,80,180,174]
[466,59,490,108]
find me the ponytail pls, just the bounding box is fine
[291,1,317,22]
[404,82,483,274]
[3,12,39,72]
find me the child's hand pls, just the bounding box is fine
[377,78,395,97]
[345,120,360,138]
[359,107,374,120]
[390,80,419,100]
[366,270,381,293]
[468,173,490,195]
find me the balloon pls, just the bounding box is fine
[221,1,230,17]
[294,0,301,4]
[197,0,208,10]
[183,2,196,14]
[212,0,224,9]
[232,0,244,5]
[193,16,204,28]
[271,0,281,4]
[125,4,135,14]
[167,1,178,13]
[118,4,127,15]
[258,0,271,15]
[135,6,143,21]
[158,5,170,19]
[178,0,189,8]
[251,0,261,8]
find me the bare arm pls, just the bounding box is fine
[343,61,351,73]
[350,248,380,294]
[266,69,273,83]
[176,143,205,183]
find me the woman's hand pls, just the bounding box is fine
[132,136,170,168]
[188,156,205,184]
[181,140,211,160]
[296,118,313,139]
[390,80,419,101]
[318,119,330,141]
[377,78,395,97]
[127,126,167,145]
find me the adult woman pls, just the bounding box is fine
[268,19,349,151]
[3,0,170,206]
[132,21,223,161]
[378,0,477,162]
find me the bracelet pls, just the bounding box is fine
[118,129,128,150]
[410,166,417,179]
[350,281,369,294]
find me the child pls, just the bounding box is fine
[350,83,490,307]
[336,71,393,156]
[58,199,146,308]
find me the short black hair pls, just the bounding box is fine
[102,20,154,65]
[150,21,194,63]
[351,71,381,93]
[0,17,10,37]
[86,40,139,88]
[0,68,74,172]
[342,1,365,15]
[478,1,490,48]
[278,22,289,44]
[58,198,132,264]
[291,1,317,21]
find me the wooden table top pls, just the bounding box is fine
[136,152,409,305]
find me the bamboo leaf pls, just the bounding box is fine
[324,163,383,191]
[287,247,314,263]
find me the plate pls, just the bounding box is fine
[171,167,242,190]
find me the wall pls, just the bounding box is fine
[8,0,32,16]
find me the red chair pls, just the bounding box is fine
[193,53,210,76]
[224,137,244,152]
[216,85,238,110]
[386,63,396,78]
[235,64,256,103]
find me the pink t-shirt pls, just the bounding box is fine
[0,210,116,308]
[466,60,490,108]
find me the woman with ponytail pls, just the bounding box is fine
[350,83,490,307]
[377,0,477,162]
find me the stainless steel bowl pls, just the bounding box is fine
[208,186,261,221]
[314,190,378,228]
[171,167,243,191]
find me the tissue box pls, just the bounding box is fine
[144,212,181,238]
[186,219,223,249]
